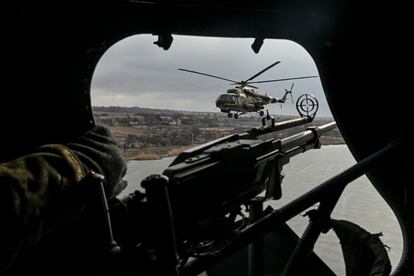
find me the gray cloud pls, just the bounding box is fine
[91,35,332,117]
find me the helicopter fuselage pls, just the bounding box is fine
[215,88,273,114]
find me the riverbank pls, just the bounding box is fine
[122,145,195,160]
[94,107,344,160]
[320,136,345,145]
[123,137,345,160]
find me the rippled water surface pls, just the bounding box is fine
[122,145,403,275]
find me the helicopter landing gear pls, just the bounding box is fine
[266,111,271,121]
[261,110,275,127]
[227,112,243,119]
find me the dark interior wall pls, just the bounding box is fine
[2,1,412,273]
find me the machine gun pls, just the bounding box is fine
[137,113,338,276]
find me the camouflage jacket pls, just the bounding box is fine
[0,144,89,272]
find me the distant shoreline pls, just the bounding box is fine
[123,145,195,161]
[126,142,347,163]
[124,140,345,161]
[95,106,344,161]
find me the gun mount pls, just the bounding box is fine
[134,117,340,275]
[163,120,336,240]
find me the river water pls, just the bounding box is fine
[120,145,403,275]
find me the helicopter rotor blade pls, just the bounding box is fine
[245,61,281,82]
[178,68,239,83]
[248,75,318,84]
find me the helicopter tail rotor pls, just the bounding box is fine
[286,83,294,104]
[280,83,295,108]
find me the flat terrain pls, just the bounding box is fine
[94,106,344,160]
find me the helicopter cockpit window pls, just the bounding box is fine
[91,34,402,275]
[217,94,236,104]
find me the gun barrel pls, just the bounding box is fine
[281,121,337,152]
[318,121,337,133]
[249,116,313,136]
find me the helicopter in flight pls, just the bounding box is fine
[179,61,318,119]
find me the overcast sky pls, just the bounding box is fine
[91,35,332,118]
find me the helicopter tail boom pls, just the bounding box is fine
[271,83,295,104]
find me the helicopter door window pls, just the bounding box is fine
[91,35,334,165]
[91,34,402,275]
